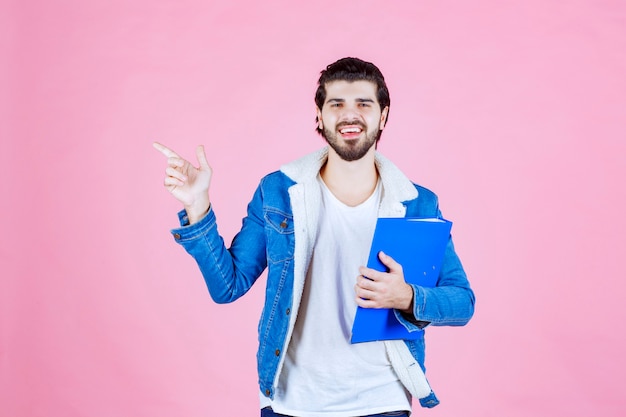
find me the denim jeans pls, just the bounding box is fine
[260,407,409,417]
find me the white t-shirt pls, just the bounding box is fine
[261,176,411,416]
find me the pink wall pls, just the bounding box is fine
[2,1,625,416]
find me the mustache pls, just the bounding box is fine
[336,120,366,130]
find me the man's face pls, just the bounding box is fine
[317,80,389,162]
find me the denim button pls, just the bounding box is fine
[265,389,271,396]
[285,308,290,315]
[173,233,181,240]
[275,349,280,356]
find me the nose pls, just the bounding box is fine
[338,104,362,122]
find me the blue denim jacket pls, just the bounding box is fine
[171,148,475,409]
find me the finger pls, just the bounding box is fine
[378,251,403,273]
[355,275,370,290]
[167,157,185,169]
[355,294,380,309]
[356,296,370,308]
[153,142,181,158]
[359,266,384,282]
[165,167,187,182]
[196,145,211,170]
[164,176,185,187]
[354,283,376,301]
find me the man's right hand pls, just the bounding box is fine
[153,142,213,224]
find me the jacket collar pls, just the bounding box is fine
[280,146,418,204]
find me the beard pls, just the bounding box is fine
[322,122,382,162]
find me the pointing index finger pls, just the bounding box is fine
[153,142,180,158]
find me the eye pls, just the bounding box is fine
[330,102,342,108]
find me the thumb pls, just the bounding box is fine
[196,145,211,170]
[378,251,402,273]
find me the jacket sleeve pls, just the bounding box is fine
[395,189,476,331]
[416,237,474,324]
[170,184,268,303]
[395,235,475,331]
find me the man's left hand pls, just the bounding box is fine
[355,251,414,313]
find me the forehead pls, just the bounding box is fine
[323,80,378,102]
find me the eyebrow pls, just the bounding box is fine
[326,98,376,103]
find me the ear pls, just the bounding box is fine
[380,106,389,130]
[316,107,323,130]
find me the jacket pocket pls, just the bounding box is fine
[264,208,295,263]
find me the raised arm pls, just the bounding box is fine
[153,142,212,224]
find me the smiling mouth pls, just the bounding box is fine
[337,121,366,138]
[339,126,363,134]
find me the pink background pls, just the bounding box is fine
[2,1,625,416]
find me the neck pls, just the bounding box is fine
[320,147,379,207]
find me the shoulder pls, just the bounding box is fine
[404,182,441,218]
[259,170,296,190]
[247,171,295,212]
[413,183,438,202]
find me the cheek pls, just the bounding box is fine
[367,114,382,128]
[320,114,336,129]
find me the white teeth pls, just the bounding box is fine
[340,127,361,133]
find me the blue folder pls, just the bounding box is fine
[350,217,452,344]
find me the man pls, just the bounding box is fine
[154,57,475,417]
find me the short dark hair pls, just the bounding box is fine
[315,57,390,134]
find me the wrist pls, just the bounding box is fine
[184,197,211,224]
[399,284,414,314]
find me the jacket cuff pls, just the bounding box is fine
[393,284,431,332]
[418,391,440,408]
[170,207,216,243]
